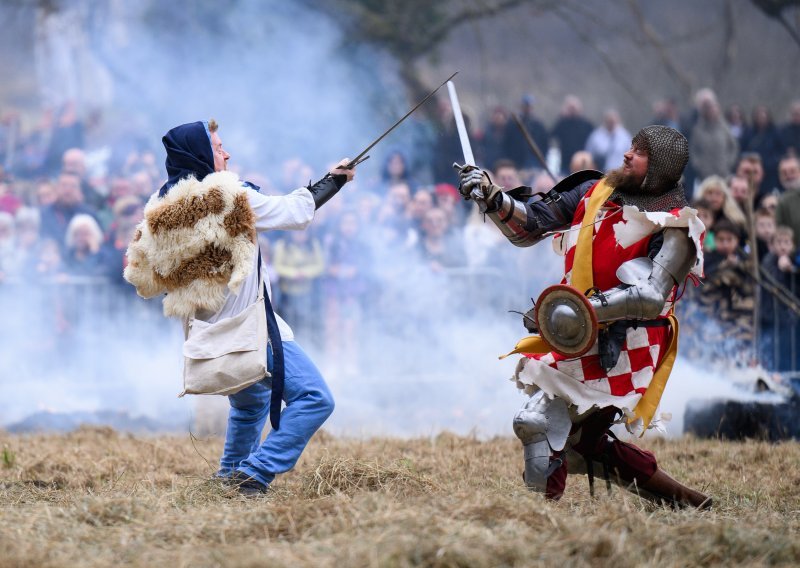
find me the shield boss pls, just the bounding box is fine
[534,284,598,357]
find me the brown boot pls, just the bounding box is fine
[638,468,712,509]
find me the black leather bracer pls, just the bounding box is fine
[307,173,347,210]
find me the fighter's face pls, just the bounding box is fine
[210,131,230,172]
[621,145,648,185]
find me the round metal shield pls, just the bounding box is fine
[534,285,598,357]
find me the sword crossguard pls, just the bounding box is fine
[453,162,478,172]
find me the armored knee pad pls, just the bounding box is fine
[513,391,572,492]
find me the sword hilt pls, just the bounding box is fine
[343,155,370,170]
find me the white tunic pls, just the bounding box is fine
[198,186,316,341]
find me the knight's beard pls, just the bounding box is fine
[606,167,644,193]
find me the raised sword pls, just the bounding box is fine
[343,72,458,169]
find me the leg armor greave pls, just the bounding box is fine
[512,391,572,492]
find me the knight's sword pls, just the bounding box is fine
[343,72,458,169]
[447,80,475,167]
[447,80,486,206]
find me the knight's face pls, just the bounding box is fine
[621,145,648,186]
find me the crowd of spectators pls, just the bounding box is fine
[1,88,799,376]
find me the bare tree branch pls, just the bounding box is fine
[777,10,800,47]
[750,0,800,49]
[551,3,645,105]
[300,0,550,102]
[415,0,546,57]
[625,0,694,98]
[713,0,737,88]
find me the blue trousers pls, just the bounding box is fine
[218,341,334,486]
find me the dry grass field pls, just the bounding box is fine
[1,428,798,567]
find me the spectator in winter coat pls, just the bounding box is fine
[550,95,594,175]
[481,106,511,173]
[741,106,785,196]
[62,214,111,278]
[39,172,98,249]
[689,97,738,182]
[504,95,549,170]
[779,100,800,158]
[775,155,800,249]
[584,109,631,172]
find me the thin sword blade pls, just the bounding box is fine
[446,80,475,166]
[344,71,458,169]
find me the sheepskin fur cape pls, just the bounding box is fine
[124,171,256,318]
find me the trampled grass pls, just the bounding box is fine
[1,427,798,567]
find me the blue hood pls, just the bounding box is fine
[158,121,214,197]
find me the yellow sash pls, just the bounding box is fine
[503,179,679,432]
[570,179,614,292]
[630,315,679,431]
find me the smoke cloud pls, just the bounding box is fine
[1,0,781,442]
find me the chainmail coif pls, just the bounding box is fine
[610,125,690,212]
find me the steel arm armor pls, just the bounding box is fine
[486,172,601,248]
[588,228,696,321]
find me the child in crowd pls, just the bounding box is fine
[760,226,800,371]
[761,191,779,214]
[698,219,755,365]
[763,226,799,281]
[754,207,776,260]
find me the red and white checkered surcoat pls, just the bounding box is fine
[515,182,685,410]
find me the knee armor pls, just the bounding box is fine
[513,391,572,492]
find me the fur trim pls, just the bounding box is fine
[123,171,257,318]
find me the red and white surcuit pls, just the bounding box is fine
[513,182,705,424]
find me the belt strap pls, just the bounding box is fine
[258,253,284,430]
